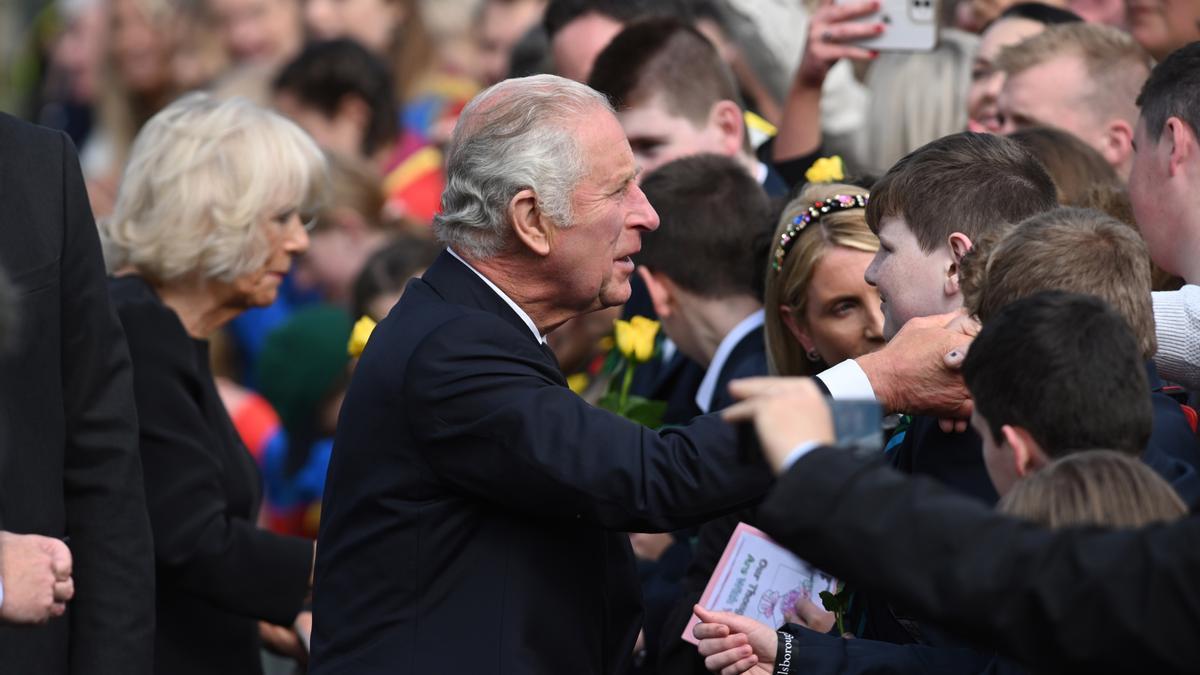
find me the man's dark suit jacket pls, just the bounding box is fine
[311,252,773,674]
[0,114,154,674]
[758,445,1200,674]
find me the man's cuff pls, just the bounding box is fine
[815,359,877,401]
[774,629,795,675]
[780,440,821,474]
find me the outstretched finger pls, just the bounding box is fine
[693,621,732,640]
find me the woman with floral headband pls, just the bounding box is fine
[763,181,884,378]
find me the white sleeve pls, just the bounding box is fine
[815,359,879,401]
[1153,286,1200,389]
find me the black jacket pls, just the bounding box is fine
[0,114,154,675]
[111,276,312,675]
[758,445,1200,674]
[310,251,773,674]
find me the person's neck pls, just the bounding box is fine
[153,277,242,339]
[737,150,761,181]
[463,251,576,336]
[674,294,762,367]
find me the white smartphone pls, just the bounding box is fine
[835,0,940,51]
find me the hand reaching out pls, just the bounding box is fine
[693,605,778,675]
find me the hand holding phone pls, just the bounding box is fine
[834,0,940,51]
[797,0,887,89]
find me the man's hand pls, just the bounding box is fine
[856,310,978,419]
[724,378,834,474]
[0,531,74,624]
[693,605,777,675]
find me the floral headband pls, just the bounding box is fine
[771,193,869,272]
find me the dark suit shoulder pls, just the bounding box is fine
[0,112,65,151]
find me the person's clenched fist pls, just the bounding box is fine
[0,531,74,624]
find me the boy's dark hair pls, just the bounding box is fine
[352,235,444,320]
[866,132,1057,253]
[962,291,1152,458]
[588,18,743,127]
[543,0,690,38]
[996,2,1082,26]
[636,154,770,298]
[273,39,398,157]
[1136,41,1200,141]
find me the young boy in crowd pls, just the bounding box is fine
[692,291,1159,675]
[635,153,772,414]
[961,207,1200,505]
[838,131,1058,505]
[588,18,789,197]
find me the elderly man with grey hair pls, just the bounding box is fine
[309,74,774,674]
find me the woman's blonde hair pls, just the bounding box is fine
[763,182,876,376]
[999,451,1187,529]
[101,92,326,283]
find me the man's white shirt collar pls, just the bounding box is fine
[448,248,547,344]
[695,309,765,414]
[755,161,770,185]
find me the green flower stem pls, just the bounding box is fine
[619,361,635,412]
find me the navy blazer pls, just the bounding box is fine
[310,252,773,674]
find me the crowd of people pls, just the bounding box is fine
[2,0,1200,673]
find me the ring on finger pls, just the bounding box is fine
[821,28,835,42]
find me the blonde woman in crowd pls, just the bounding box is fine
[100,93,325,675]
[764,181,884,377]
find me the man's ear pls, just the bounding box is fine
[637,266,675,319]
[708,99,746,158]
[779,304,816,356]
[1166,116,1197,177]
[508,188,554,256]
[1001,424,1050,479]
[945,232,974,296]
[1098,118,1135,173]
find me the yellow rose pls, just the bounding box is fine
[347,316,378,357]
[615,316,660,363]
[614,319,636,360]
[805,155,845,184]
[629,316,659,362]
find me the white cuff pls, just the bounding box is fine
[816,359,878,402]
[779,440,822,473]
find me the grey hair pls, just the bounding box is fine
[433,74,613,259]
